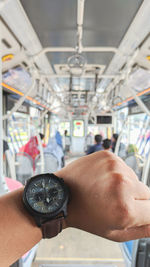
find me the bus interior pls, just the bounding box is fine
[0,0,150,266]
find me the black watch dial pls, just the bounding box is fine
[25,174,66,214]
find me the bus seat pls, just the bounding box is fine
[124,154,142,180]
[121,241,133,266]
[121,238,150,267]
[35,153,58,175]
[15,152,33,184]
[44,153,58,173]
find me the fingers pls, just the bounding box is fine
[133,181,150,200]
[133,200,150,226]
[107,224,150,242]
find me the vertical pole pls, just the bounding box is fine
[0,33,3,186]
[0,18,8,195]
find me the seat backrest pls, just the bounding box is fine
[15,152,33,184]
[44,153,58,173]
[125,154,142,179]
[34,154,42,175]
[35,153,58,175]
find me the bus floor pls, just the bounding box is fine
[32,156,125,267]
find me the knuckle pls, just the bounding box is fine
[116,200,134,229]
[107,159,118,170]
[109,173,134,229]
[111,172,125,187]
[111,172,132,191]
[100,150,113,158]
[108,173,126,198]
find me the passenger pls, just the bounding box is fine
[86,134,102,154]
[85,132,93,152]
[111,133,126,158]
[124,144,141,178]
[63,130,71,154]
[55,131,63,149]
[44,136,64,170]
[20,133,44,159]
[102,138,112,151]
[19,133,45,170]
[1,151,150,266]
[3,140,9,160]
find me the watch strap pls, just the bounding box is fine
[41,216,64,239]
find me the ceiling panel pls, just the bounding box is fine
[83,0,143,47]
[20,0,143,68]
[20,0,143,99]
[20,0,77,47]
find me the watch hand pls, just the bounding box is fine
[42,180,45,188]
[46,197,50,203]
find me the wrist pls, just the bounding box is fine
[55,169,77,230]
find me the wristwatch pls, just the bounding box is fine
[23,173,69,239]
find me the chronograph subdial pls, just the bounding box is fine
[34,192,44,202]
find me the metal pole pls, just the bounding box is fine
[142,149,150,185]
[0,29,9,195]
[0,33,3,189]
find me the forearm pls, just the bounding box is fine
[0,188,42,266]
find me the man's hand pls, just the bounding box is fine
[56,151,150,242]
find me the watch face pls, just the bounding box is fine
[25,174,66,214]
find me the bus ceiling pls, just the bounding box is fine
[1,0,150,117]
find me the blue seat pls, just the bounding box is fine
[121,241,134,264]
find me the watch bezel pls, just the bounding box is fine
[23,173,69,219]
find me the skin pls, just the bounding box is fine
[0,150,150,266]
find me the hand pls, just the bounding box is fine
[56,151,150,242]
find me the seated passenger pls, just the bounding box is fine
[86,134,102,155]
[20,133,45,169]
[111,133,126,158]
[55,131,63,149]
[124,144,141,178]
[44,135,64,170]
[102,138,112,151]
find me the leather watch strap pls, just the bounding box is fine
[41,216,64,239]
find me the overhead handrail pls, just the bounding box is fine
[2,78,36,120]
[32,46,118,60]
